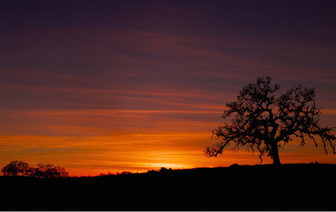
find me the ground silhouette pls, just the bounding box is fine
[0,163,335,210]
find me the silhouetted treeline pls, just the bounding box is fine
[0,163,335,210]
[1,160,69,178]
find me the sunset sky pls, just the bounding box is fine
[1,0,336,176]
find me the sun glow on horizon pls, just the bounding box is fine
[0,105,335,176]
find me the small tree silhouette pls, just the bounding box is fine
[36,163,69,178]
[205,76,336,165]
[1,160,30,176]
[1,161,69,178]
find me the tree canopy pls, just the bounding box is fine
[205,76,336,165]
[1,161,69,178]
[36,163,69,178]
[1,160,29,176]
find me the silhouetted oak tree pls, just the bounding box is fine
[1,160,29,176]
[205,76,336,165]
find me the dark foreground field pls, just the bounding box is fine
[0,163,335,210]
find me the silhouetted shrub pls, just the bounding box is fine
[98,172,114,176]
[159,167,173,173]
[121,171,132,175]
[35,163,69,178]
[229,163,240,168]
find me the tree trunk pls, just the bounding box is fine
[271,143,281,166]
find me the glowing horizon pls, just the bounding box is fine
[1,107,335,176]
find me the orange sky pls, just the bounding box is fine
[1,1,336,176]
[1,107,335,176]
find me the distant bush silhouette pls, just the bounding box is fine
[229,163,239,168]
[98,172,114,176]
[1,160,29,176]
[35,163,69,178]
[159,167,173,173]
[205,76,336,165]
[121,171,132,175]
[1,161,69,178]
